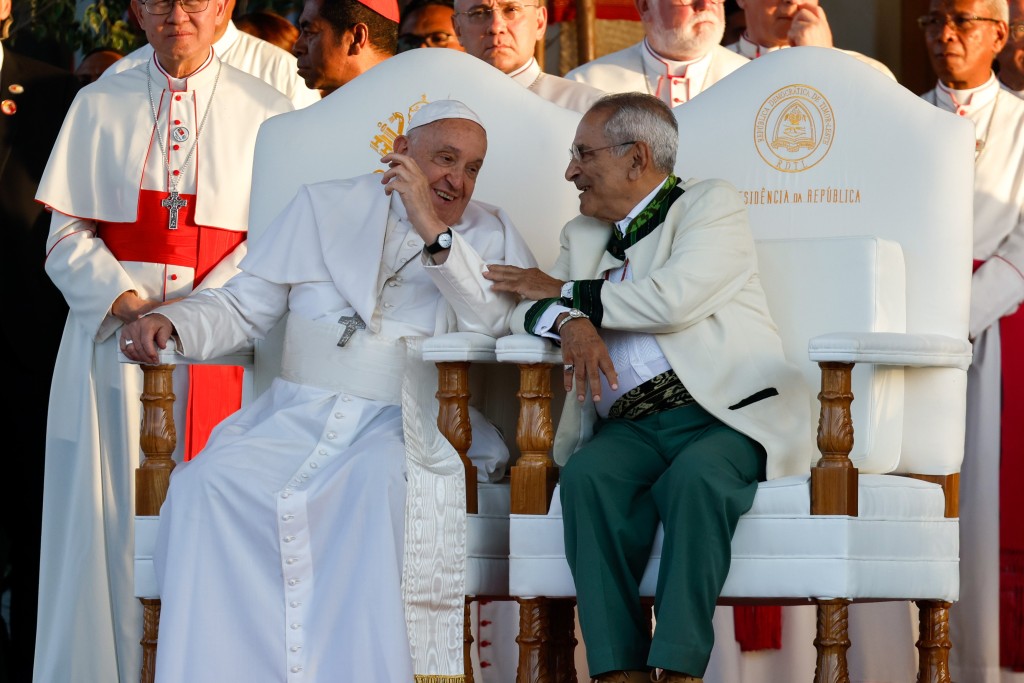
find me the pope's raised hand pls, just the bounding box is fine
[379,151,450,249]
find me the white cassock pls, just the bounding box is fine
[34,54,292,683]
[1003,81,1024,99]
[150,174,537,683]
[508,57,606,113]
[108,20,320,109]
[725,34,896,80]
[923,74,1024,683]
[564,40,748,108]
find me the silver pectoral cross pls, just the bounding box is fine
[161,191,188,231]
[337,313,366,347]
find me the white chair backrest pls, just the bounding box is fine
[247,49,583,395]
[676,47,974,474]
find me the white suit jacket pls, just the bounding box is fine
[512,178,813,480]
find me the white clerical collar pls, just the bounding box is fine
[642,38,710,78]
[615,179,667,235]
[641,39,711,105]
[508,57,541,88]
[152,49,217,91]
[215,20,241,56]
[733,33,782,59]
[933,73,1000,116]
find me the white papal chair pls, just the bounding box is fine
[473,47,974,683]
[130,48,584,682]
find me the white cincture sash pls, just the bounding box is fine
[280,313,406,403]
[401,339,468,683]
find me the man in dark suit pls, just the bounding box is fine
[0,0,79,680]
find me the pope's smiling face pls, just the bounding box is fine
[394,118,488,226]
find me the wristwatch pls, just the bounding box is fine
[560,280,575,302]
[425,228,453,254]
[556,308,588,334]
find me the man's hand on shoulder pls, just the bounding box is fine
[789,4,833,47]
[558,315,618,403]
[120,313,176,365]
[483,265,563,300]
[380,151,449,252]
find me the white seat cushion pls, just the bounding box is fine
[467,481,511,596]
[509,476,958,602]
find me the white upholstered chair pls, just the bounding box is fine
[480,47,974,682]
[130,48,583,682]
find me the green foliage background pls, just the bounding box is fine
[10,0,302,56]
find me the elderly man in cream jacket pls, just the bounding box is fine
[485,92,810,683]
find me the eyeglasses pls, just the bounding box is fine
[1010,22,1024,41]
[568,141,636,163]
[454,3,539,26]
[916,13,1002,34]
[140,0,211,14]
[397,31,457,51]
[664,0,723,6]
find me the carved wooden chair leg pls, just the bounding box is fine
[436,360,477,513]
[136,363,178,683]
[915,599,952,683]
[813,598,851,683]
[510,363,558,683]
[516,597,553,683]
[548,598,578,683]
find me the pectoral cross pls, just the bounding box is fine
[337,313,366,347]
[161,191,188,231]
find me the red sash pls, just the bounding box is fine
[98,189,245,461]
[973,260,1024,670]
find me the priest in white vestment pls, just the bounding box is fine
[121,100,536,683]
[921,1,1024,681]
[452,0,605,112]
[33,0,292,680]
[564,0,747,108]
[997,0,1024,97]
[723,0,896,79]
[107,0,321,108]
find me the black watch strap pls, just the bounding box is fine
[425,228,453,254]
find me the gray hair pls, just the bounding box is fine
[589,92,678,175]
[979,0,1009,22]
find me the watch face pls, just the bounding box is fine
[438,231,453,248]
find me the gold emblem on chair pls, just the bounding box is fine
[754,84,835,173]
[370,94,431,158]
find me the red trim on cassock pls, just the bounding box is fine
[99,188,245,462]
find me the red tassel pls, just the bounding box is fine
[733,605,782,651]
[1001,549,1024,671]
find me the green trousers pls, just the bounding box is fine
[560,403,766,678]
